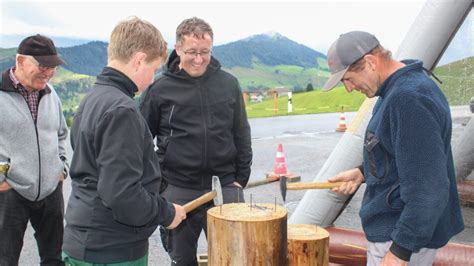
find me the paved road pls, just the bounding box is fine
[19,106,472,265]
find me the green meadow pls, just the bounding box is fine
[246,87,366,118]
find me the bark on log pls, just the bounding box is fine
[207,203,288,266]
[288,224,329,266]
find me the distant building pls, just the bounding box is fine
[266,87,289,97]
[243,90,266,103]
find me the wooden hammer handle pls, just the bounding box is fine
[246,176,279,188]
[184,190,217,213]
[287,181,346,190]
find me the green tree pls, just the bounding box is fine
[292,85,304,93]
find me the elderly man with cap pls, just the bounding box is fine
[325,31,464,266]
[0,34,68,265]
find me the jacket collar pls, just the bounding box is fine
[1,68,52,95]
[95,67,137,98]
[376,59,422,98]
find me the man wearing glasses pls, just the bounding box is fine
[140,17,252,265]
[0,34,69,265]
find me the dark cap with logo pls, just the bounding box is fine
[323,31,379,91]
[17,34,65,67]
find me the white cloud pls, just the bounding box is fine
[1,0,426,53]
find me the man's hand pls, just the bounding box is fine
[381,250,408,266]
[328,168,364,195]
[167,204,186,229]
[0,181,11,192]
[59,174,65,182]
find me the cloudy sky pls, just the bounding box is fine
[1,0,430,53]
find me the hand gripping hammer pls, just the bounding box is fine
[280,176,345,202]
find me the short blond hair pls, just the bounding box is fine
[108,16,167,63]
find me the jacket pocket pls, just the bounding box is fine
[156,137,169,163]
[210,99,234,128]
[385,183,404,210]
[364,132,389,184]
[160,138,176,168]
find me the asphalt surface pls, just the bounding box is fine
[19,106,473,265]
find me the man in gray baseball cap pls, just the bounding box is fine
[323,31,379,92]
[326,31,464,265]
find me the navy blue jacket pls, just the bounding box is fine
[360,60,464,255]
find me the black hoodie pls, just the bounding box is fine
[139,51,252,189]
[63,67,175,263]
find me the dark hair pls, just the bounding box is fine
[176,17,213,46]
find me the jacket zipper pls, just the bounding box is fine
[34,123,41,201]
[197,82,208,189]
[17,91,42,201]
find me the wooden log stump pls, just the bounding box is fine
[287,224,329,266]
[207,203,288,266]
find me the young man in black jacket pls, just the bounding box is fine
[140,17,252,265]
[62,17,186,265]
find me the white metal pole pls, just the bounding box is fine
[288,92,293,113]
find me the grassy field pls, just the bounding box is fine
[225,62,330,89]
[246,86,365,118]
[51,67,91,83]
[246,57,473,118]
[434,56,473,106]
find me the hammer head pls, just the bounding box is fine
[280,176,287,202]
[212,176,223,206]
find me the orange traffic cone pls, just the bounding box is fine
[336,109,347,132]
[273,143,288,175]
[266,144,301,182]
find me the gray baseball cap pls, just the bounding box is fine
[323,31,379,91]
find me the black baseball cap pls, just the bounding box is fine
[17,34,65,67]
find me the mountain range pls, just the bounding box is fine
[0,34,97,49]
[1,32,328,89]
[213,33,327,69]
[1,32,471,122]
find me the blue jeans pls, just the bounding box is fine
[0,182,64,266]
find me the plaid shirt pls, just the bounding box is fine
[9,67,40,122]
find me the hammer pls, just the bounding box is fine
[184,176,223,213]
[280,176,345,202]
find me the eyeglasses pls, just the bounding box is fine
[183,50,212,58]
[23,55,57,72]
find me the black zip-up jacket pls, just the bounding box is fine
[63,67,175,263]
[140,51,252,189]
